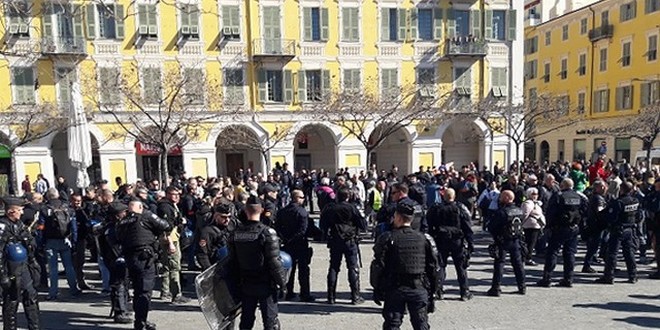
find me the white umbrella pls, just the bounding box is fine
[68,81,92,188]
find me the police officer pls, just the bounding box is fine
[117,199,173,330]
[371,201,439,330]
[647,178,660,279]
[274,189,315,302]
[228,195,287,330]
[376,183,427,233]
[320,187,367,305]
[595,182,641,284]
[262,184,280,226]
[156,186,190,304]
[426,188,474,301]
[486,190,526,296]
[0,197,41,330]
[538,178,588,288]
[196,204,235,270]
[96,202,132,324]
[582,180,609,273]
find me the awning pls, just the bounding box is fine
[135,142,183,156]
[0,145,11,159]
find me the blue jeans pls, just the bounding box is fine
[99,256,111,291]
[45,239,78,297]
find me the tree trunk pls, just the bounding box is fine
[9,152,17,195]
[515,141,521,176]
[365,147,373,173]
[159,151,169,187]
[262,151,270,175]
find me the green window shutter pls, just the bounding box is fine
[297,71,306,102]
[640,83,649,106]
[138,5,147,26]
[397,9,407,41]
[257,69,267,103]
[343,70,351,89]
[470,10,481,38]
[190,6,199,30]
[342,8,350,41]
[484,10,493,39]
[507,9,517,40]
[409,8,417,41]
[351,8,359,41]
[433,8,443,40]
[303,7,312,41]
[73,5,84,39]
[447,9,455,38]
[352,70,361,90]
[148,5,157,28]
[232,7,240,29]
[381,8,389,41]
[284,70,293,103]
[615,87,622,110]
[42,5,53,38]
[593,92,601,111]
[85,4,96,39]
[115,5,125,39]
[322,70,331,97]
[321,7,329,41]
[180,5,189,28]
[222,6,230,28]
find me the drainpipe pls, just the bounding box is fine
[245,0,256,111]
[588,5,596,117]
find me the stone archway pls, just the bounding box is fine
[293,124,338,174]
[51,132,101,188]
[368,124,412,176]
[215,124,265,178]
[540,140,550,163]
[441,119,485,169]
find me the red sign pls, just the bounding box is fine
[135,142,182,156]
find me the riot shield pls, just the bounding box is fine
[195,257,241,330]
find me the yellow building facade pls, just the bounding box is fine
[1,0,523,193]
[524,0,660,164]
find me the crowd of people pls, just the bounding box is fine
[0,155,658,330]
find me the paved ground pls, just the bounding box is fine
[25,228,660,329]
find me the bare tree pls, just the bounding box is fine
[463,93,584,172]
[216,124,294,174]
[87,60,233,185]
[306,83,448,169]
[0,103,70,194]
[581,101,660,165]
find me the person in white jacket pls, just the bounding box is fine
[521,187,546,266]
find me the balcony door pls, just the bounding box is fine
[262,7,281,54]
[56,67,76,110]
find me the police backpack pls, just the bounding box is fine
[505,207,524,239]
[45,205,71,238]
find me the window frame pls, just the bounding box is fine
[341,7,360,42]
[10,66,36,105]
[621,41,632,67]
[562,24,569,41]
[599,47,608,71]
[648,34,658,61]
[223,68,244,105]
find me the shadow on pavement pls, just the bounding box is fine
[279,301,382,315]
[612,316,660,328]
[573,302,660,313]
[629,293,660,300]
[35,310,131,330]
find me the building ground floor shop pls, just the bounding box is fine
[3,114,520,194]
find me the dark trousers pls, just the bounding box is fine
[603,228,637,279]
[239,292,279,330]
[437,240,469,294]
[523,228,541,261]
[2,268,40,330]
[492,239,525,288]
[584,230,605,267]
[382,287,429,330]
[282,242,311,297]
[127,251,157,327]
[109,261,130,316]
[542,227,578,281]
[327,240,360,293]
[72,233,89,285]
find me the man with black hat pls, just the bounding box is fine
[0,197,41,330]
[262,184,279,226]
[376,183,427,233]
[116,199,173,330]
[156,186,189,304]
[275,189,315,302]
[196,203,236,270]
[320,187,367,305]
[371,200,439,330]
[228,195,287,330]
[96,202,132,324]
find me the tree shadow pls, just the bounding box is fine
[629,294,660,300]
[33,310,132,330]
[573,302,660,313]
[612,316,660,328]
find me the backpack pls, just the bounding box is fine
[46,205,71,238]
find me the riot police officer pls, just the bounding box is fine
[117,199,173,330]
[0,197,41,330]
[228,195,287,330]
[582,180,609,273]
[274,190,315,302]
[538,178,587,288]
[320,187,367,304]
[262,184,280,226]
[647,178,660,279]
[196,204,236,270]
[96,202,132,324]
[371,201,439,330]
[486,190,526,296]
[595,182,641,284]
[376,183,427,234]
[426,188,474,301]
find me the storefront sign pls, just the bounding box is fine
[0,145,11,159]
[135,142,182,156]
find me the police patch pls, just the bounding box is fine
[267,228,277,235]
[623,203,639,212]
[264,211,272,217]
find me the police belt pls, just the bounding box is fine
[393,273,425,288]
[124,245,155,256]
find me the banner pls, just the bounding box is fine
[135,142,182,156]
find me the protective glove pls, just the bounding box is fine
[64,238,73,249]
[0,275,11,290]
[427,298,436,314]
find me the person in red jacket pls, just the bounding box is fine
[588,159,608,185]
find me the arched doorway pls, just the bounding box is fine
[215,125,265,178]
[52,131,100,189]
[134,128,184,183]
[441,119,484,169]
[540,140,550,163]
[293,124,337,173]
[369,124,411,176]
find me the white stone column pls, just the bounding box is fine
[337,139,368,173]
[13,146,54,195]
[183,147,217,179]
[98,149,137,188]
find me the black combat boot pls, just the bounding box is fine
[350,280,365,305]
[486,287,501,297]
[25,301,42,330]
[327,280,336,305]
